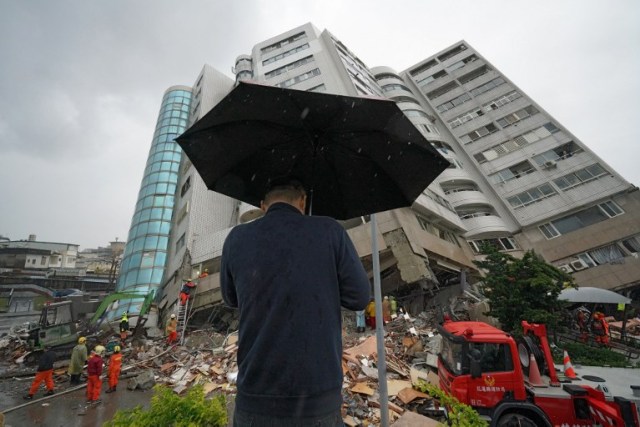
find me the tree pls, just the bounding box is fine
[473,245,574,334]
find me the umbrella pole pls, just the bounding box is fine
[371,213,389,427]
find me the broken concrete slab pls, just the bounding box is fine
[127,369,156,391]
[390,411,440,427]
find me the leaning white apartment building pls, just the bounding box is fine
[115,23,639,323]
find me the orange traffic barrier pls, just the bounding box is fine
[528,353,545,386]
[563,350,577,379]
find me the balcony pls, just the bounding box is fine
[459,213,510,238]
[446,190,491,209]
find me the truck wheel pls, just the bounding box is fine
[497,413,537,427]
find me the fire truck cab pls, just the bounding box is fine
[437,320,639,426]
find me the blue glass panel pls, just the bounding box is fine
[162,209,172,221]
[140,252,154,268]
[133,237,145,253]
[144,236,159,250]
[124,271,137,286]
[137,269,152,284]
[140,208,151,222]
[151,268,164,284]
[150,208,163,220]
[157,236,169,249]
[154,252,166,267]
[147,221,161,234]
[129,252,142,269]
[159,222,171,234]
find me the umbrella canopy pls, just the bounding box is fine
[176,81,449,220]
[559,287,631,304]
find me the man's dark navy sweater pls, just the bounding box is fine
[221,202,370,417]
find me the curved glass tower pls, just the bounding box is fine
[114,86,193,316]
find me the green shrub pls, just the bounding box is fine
[415,381,488,427]
[553,342,630,367]
[104,385,227,427]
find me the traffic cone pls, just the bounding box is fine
[527,353,545,386]
[563,350,577,379]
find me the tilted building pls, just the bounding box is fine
[117,23,639,322]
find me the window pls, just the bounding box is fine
[445,54,478,73]
[180,176,191,197]
[416,214,460,245]
[457,65,491,84]
[437,44,467,62]
[461,123,498,143]
[426,81,460,100]
[403,109,430,119]
[265,55,314,79]
[587,244,625,265]
[262,43,310,66]
[507,184,557,208]
[622,235,640,253]
[496,106,539,128]
[470,77,506,97]
[382,83,412,93]
[467,237,519,254]
[553,164,608,190]
[276,68,321,88]
[468,343,512,372]
[436,93,472,113]
[489,161,535,184]
[474,122,560,163]
[483,91,522,111]
[176,233,185,251]
[417,70,447,86]
[409,59,437,77]
[532,141,583,166]
[538,201,624,239]
[261,32,306,54]
[307,84,326,92]
[448,108,485,129]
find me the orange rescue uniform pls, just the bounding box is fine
[108,353,122,389]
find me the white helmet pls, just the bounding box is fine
[94,345,106,356]
[170,314,176,319]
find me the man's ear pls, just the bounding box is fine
[297,195,306,214]
[260,200,268,212]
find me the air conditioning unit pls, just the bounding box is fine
[558,264,573,273]
[543,160,557,169]
[570,259,589,271]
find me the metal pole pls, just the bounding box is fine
[371,213,389,427]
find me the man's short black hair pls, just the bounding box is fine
[264,176,307,204]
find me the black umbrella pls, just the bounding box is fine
[177,81,449,426]
[176,81,449,220]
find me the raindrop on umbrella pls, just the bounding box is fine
[300,107,310,119]
[250,174,257,182]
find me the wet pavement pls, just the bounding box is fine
[1,379,153,427]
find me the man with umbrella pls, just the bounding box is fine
[220,178,370,425]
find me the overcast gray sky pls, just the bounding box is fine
[1,0,638,250]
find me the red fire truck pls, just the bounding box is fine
[437,319,639,426]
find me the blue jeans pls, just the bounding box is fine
[233,408,344,427]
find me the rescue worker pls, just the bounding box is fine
[592,312,610,347]
[576,309,589,343]
[390,295,398,317]
[105,345,122,393]
[68,336,88,385]
[119,312,129,344]
[86,345,105,404]
[199,269,209,278]
[166,313,178,345]
[24,346,56,399]
[365,298,376,329]
[382,296,392,324]
[179,279,196,305]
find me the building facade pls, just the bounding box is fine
[127,24,639,319]
[115,86,193,317]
